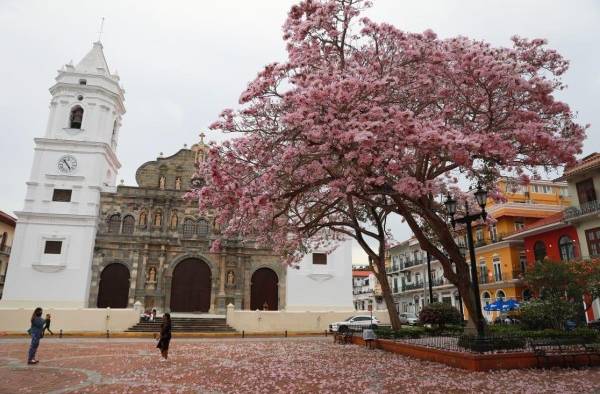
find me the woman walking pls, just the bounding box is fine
[156,313,172,361]
[43,314,54,336]
[27,307,46,365]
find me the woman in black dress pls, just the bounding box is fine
[157,313,172,361]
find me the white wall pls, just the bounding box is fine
[0,308,138,333]
[226,306,390,333]
[286,239,354,311]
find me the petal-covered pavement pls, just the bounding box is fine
[1,337,599,393]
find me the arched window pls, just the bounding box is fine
[558,235,575,261]
[122,215,135,234]
[182,218,196,238]
[496,290,506,301]
[533,241,547,262]
[107,214,121,233]
[481,291,491,306]
[197,218,209,236]
[522,289,532,301]
[69,106,84,129]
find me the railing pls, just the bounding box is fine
[402,259,424,269]
[0,274,4,284]
[564,200,600,220]
[402,282,424,291]
[353,289,374,295]
[0,244,11,254]
[386,264,401,274]
[479,270,524,284]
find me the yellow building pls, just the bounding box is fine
[0,210,17,299]
[469,178,570,321]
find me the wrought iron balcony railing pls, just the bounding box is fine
[564,200,600,220]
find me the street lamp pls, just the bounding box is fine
[444,185,488,337]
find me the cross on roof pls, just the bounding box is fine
[199,132,205,144]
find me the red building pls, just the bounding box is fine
[505,212,596,322]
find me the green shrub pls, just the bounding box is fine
[418,302,462,329]
[374,326,428,340]
[519,299,580,330]
[458,335,526,352]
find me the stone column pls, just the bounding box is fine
[219,254,226,296]
[158,245,167,312]
[129,249,139,307]
[136,244,149,290]
[88,253,103,308]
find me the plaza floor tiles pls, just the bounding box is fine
[0,337,599,393]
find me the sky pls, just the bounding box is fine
[0,0,598,265]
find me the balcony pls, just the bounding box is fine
[401,258,424,270]
[402,282,424,291]
[564,200,600,221]
[386,264,401,274]
[0,244,11,255]
[478,270,524,285]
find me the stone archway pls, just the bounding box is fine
[97,263,130,308]
[250,268,279,311]
[170,258,212,312]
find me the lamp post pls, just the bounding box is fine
[444,185,488,337]
[426,251,434,303]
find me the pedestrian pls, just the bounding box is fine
[151,308,157,322]
[43,314,54,336]
[27,307,46,365]
[156,312,172,362]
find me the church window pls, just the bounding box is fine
[79,79,87,85]
[44,240,62,254]
[182,218,196,238]
[122,215,135,234]
[52,189,72,202]
[107,214,121,233]
[312,253,327,265]
[197,218,209,236]
[69,106,84,129]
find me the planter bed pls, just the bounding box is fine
[350,336,600,371]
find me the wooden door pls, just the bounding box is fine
[250,268,278,310]
[170,259,211,312]
[97,263,130,308]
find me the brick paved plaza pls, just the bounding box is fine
[1,337,600,393]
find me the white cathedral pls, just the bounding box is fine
[0,42,354,315]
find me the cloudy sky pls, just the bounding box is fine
[1,0,598,264]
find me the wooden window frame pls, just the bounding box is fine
[585,227,600,257]
[52,189,72,202]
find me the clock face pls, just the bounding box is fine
[57,155,78,174]
[190,176,205,188]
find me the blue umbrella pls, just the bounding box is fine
[483,300,502,311]
[501,299,520,311]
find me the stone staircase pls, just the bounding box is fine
[126,316,236,333]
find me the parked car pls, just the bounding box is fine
[399,313,419,325]
[329,315,380,333]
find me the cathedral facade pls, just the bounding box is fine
[90,142,286,314]
[1,41,354,316]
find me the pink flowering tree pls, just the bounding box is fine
[191,0,586,331]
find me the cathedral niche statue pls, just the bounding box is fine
[139,211,147,228]
[226,270,235,287]
[154,211,162,227]
[170,212,178,230]
[175,177,182,190]
[146,266,157,289]
[159,176,166,190]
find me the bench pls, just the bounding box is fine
[531,339,600,367]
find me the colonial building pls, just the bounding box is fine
[352,267,384,311]
[1,41,354,316]
[90,139,286,314]
[0,210,17,299]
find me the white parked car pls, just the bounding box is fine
[329,315,380,333]
[399,313,419,325]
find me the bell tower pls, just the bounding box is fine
[0,42,126,308]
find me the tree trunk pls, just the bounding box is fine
[372,257,403,331]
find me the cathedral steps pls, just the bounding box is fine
[126,317,236,333]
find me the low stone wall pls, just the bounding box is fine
[350,336,600,371]
[0,308,139,334]
[226,306,390,333]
